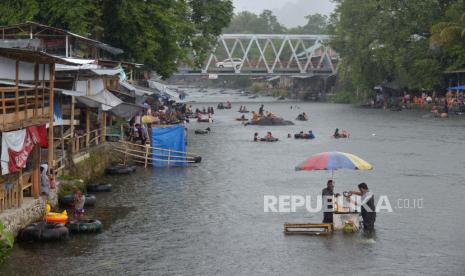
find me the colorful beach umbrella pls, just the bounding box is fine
[295,151,373,171]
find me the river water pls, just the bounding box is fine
[1,88,465,275]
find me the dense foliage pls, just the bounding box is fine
[329,0,465,99]
[0,0,234,78]
[0,222,14,264]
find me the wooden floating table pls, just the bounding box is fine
[284,223,333,236]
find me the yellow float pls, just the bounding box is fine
[45,204,68,224]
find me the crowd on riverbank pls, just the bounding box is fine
[374,91,465,114]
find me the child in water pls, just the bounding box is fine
[73,189,86,222]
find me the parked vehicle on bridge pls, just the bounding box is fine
[215,58,242,70]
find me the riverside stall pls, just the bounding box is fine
[284,151,373,235]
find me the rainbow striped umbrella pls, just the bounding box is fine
[295,151,373,171]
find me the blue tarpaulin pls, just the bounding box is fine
[54,95,63,125]
[151,125,186,167]
[448,85,465,90]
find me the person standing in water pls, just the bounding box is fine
[259,104,264,116]
[322,180,340,223]
[346,183,376,231]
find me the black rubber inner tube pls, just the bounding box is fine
[193,156,202,163]
[260,138,279,142]
[67,219,102,233]
[86,183,112,192]
[20,222,69,242]
[105,165,137,175]
[60,194,96,207]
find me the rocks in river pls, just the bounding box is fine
[248,117,294,126]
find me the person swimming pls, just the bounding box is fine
[308,130,315,139]
[253,132,260,142]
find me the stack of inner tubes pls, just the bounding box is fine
[19,222,69,242]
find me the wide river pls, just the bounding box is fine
[1,88,465,275]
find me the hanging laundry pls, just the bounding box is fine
[8,130,34,173]
[1,129,27,175]
[1,124,47,175]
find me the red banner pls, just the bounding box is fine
[6,124,47,173]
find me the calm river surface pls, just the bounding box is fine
[1,88,465,275]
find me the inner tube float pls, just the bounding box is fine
[19,222,69,242]
[60,194,96,207]
[296,115,308,121]
[197,118,212,123]
[333,134,349,139]
[235,118,248,121]
[67,219,102,233]
[105,165,136,175]
[294,134,315,139]
[45,206,68,224]
[238,110,250,113]
[86,183,112,192]
[192,156,202,163]
[194,128,210,134]
[259,138,279,142]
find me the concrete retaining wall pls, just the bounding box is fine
[0,142,115,237]
[0,186,58,237]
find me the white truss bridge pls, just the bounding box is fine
[177,34,338,76]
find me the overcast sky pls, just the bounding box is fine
[232,0,336,27]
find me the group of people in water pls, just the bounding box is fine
[253,132,278,142]
[296,112,308,121]
[333,128,350,138]
[238,105,249,112]
[194,107,215,115]
[252,128,350,142]
[217,102,232,109]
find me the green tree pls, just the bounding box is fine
[36,0,101,36]
[0,0,233,78]
[0,0,38,25]
[329,0,448,98]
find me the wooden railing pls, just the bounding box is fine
[71,128,103,153]
[0,171,33,213]
[110,140,200,167]
[0,86,51,131]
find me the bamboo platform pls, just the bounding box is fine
[284,223,333,236]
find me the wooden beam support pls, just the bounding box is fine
[47,63,55,172]
[32,145,40,199]
[70,96,75,134]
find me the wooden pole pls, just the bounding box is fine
[144,144,149,168]
[34,63,39,118]
[32,145,40,199]
[86,80,91,147]
[15,60,19,122]
[70,96,75,134]
[48,63,55,172]
[102,111,107,143]
[86,108,90,147]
